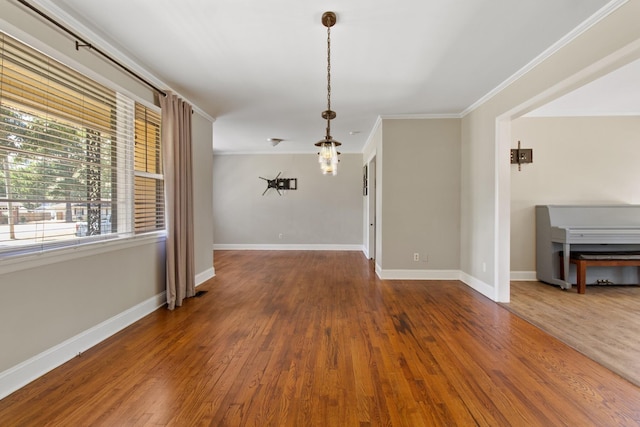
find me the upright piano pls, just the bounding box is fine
[536,205,640,289]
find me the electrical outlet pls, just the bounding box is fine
[413,253,420,262]
[278,233,283,239]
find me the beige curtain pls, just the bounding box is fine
[160,92,195,310]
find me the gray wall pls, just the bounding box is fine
[380,118,461,270]
[510,116,640,273]
[0,1,214,375]
[213,153,363,247]
[0,242,165,371]
[192,114,215,272]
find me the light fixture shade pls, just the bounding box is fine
[317,140,339,175]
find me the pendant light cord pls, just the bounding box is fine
[326,23,332,139]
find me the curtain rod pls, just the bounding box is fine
[17,0,167,97]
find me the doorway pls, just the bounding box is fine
[367,157,376,260]
[496,43,640,302]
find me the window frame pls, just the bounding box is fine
[0,31,166,274]
[134,103,164,234]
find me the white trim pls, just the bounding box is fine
[213,244,364,251]
[16,0,214,122]
[372,268,499,303]
[196,267,215,285]
[362,247,370,259]
[495,119,511,303]
[0,233,166,276]
[135,171,164,180]
[365,148,377,165]
[0,18,155,116]
[212,150,362,156]
[29,1,166,88]
[0,292,166,400]
[510,271,537,281]
[459,272,499,302]
[362,116,382,157]
[360,114,462,156]
[524,110,640,118]
[492,26,640,304]
[376,269,460,280]
[379,113,462,120]
[461,0,629,117]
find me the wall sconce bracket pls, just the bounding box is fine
[511,140,533,171]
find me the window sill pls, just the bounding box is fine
[0,231,167,276]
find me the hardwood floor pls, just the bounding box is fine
[505,280,640,387]
[1,250,639,426]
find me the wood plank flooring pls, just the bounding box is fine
[505,280,640,387]
[1,250,639,426]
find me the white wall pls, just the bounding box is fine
[213,153,363,248]
[510,116,640,273]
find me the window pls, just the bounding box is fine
[0,32,163,257]
[134,104,164,233]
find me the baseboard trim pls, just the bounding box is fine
[196,267,215,286]
[374,268,498,302]
[377,269,461,280]
[0,292,166,400]
[510,271,537,281]
[459,272,496,301]
[213,244,363,251]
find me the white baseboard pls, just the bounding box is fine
[213,244,364,251]
[196,267,215,286]
[377,269,461,280]
[0,292,166,400]
[510,271,537,281]
[459,272,496,301]
[373,268,499,302]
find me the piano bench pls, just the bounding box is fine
[559,251,640,294]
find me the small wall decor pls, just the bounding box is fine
[259,172,298,196]
[510,140,533,171]
[363,164,368,196]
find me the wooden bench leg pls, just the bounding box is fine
[559,254,640,294]
[576,260,587,294]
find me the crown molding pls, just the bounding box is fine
[461,0,629,117]
[361,116,382,156]
[25,0,215,122]
[379,113,462,120]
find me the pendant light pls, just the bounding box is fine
[315,11,341,175]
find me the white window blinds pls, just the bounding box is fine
[134,103,164,233]
[0,32,163,256]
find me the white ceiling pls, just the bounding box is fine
[526,57,640,117]
[33,0,620,153]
